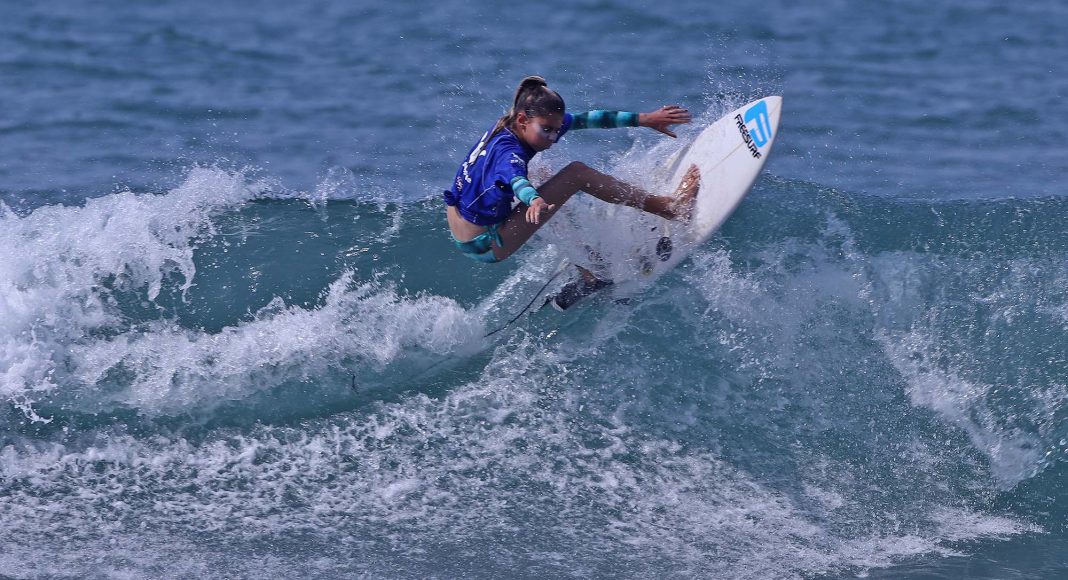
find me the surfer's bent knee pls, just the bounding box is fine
[561,161,590,177]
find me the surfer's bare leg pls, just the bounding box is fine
[493,162,700,261]
[547,161,698,220]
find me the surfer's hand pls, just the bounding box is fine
[525,197,555,224]
[639,105,692,138]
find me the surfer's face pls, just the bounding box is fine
[515,112,563,152]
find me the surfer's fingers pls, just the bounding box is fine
[667,109,692,122]
[526,202,550,224]
[653,107,691,126]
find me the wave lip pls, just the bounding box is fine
[1,168,268,420]
[69,273,480,416]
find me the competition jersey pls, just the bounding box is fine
[443,115,576,226]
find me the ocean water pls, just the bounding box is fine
[2,1,1067,578]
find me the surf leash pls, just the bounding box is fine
[483,262,569,338]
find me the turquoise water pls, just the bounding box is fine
[2,1,1067,578]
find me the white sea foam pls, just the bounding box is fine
[877,327,1053,487]
[1,167,267,420]
[0,167,483,419]
[68,272,480,414]
[677,206,1060,489]
[670,204,1067,497]
[865,248,1068,487]
[0,330,1034,579]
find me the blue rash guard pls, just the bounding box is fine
[443,125,540,226]
[443,110,639,226]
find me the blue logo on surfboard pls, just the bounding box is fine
[735,100,772,158]
[744,101,772,147]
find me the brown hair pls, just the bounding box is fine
[490,76,566,138]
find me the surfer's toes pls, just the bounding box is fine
[671,164,700,220]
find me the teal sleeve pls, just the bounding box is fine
[569,110,640,130]
[510,176,540,205]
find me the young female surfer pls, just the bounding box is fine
[444,76,700,264]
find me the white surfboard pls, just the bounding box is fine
[546,97,782,309]
[640,96,782,277]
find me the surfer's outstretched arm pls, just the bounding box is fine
[568,106,692,138]
[637,105,692,138]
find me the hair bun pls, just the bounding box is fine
[515,76,548,106]
[520,75,547,88]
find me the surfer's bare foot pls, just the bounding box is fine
[670,164,700,220]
